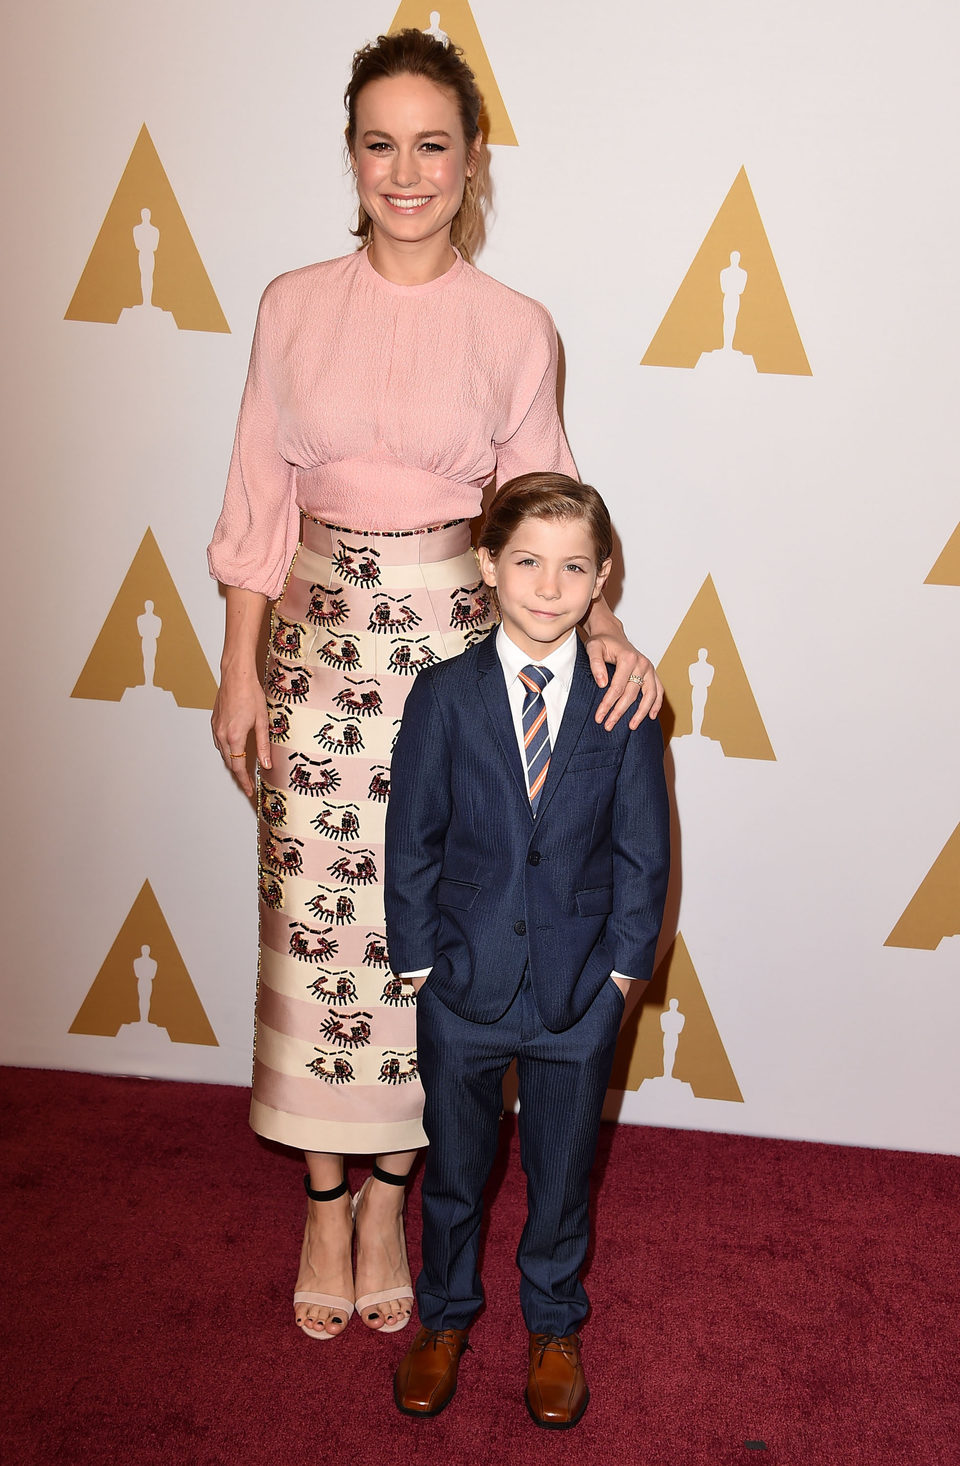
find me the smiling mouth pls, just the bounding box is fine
[384,195,434,211]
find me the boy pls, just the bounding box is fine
[384,473,670,1428]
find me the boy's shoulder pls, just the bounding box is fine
[413,631,493,698]
[592,659,665,757]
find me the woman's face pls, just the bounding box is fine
[351,73,476,252]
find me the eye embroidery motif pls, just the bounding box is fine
[306,969,358,1006]
[259,787,288,828]
[315,715,364,755]
[288,922,339,964]
[306,1050,354,1083]
[327,850,377,887]
[311,802,361,842]
[378,1051,419,1085]
[307,585,350,627]
[333,678,383,718]
[381,974,416,1007]
[263,832,305,875]
[305,885,357,925]
[266,702,292,744]
[368,595,422,635]
[317,637,362,670]
[333,540,382,588]
[270,616,306,660]
[258,867,284,911]
[388,636,439,676]
[368,766,391,803]
[288,752,341,797]
[362,932,390,969]
[266,664,312,705]
[319,1010,373,1049]
[449,582,492,629]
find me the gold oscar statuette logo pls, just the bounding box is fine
[642,167,810,377]
[609,934,743,1102]
[70,881,218,1046]
[72,527,217,710]
[925,523,960,586]
[658,574,775,760]
[885,821,960,951]
[389,2,517,145]
[65,124,229,333]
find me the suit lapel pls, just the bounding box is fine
[476,629,532,811]
[534,638,597,824]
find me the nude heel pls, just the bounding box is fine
[293,1175,355,1340]
[353,1163,414,1334]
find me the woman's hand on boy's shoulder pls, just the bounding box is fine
[585,630,664,731]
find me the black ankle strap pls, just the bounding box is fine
[373,1162,409,1186]
[303,1174,348,1202]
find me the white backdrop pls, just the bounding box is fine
[2,0,958,1153]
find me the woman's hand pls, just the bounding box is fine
[213,585,270,797]
[212,667,271,798]
[585,626,664,730]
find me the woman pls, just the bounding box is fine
[208,29,662,1343]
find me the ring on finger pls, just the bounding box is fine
[628,673,644,686]
[228,751,246,760]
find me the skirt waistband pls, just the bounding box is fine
[301,515,472,566]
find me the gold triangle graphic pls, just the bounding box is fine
[64,124,229,332]
[642,167,810,376]
[884,820,960,951]
[70,881,218,1045]
[925,523,960,586]
[658,574,775,760]
[72,527,217,710]
[609,934,743,1101]
[388,2,517,145]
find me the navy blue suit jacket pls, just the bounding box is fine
[384,628,671,1032]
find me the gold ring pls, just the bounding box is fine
[628,673,644,686]
[228,752,246,760]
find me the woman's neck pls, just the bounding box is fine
[366,230,457,286]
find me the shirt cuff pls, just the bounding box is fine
[610,970,633,982]
[399,968,431,980]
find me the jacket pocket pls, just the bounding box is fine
[575,886,614,916]
[437,878,482,911]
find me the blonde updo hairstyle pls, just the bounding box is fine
[345,29,489,263]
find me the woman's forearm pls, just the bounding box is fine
[583,591,624,641]
[220,585,268,677]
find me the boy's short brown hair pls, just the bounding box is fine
[478,473,613,569]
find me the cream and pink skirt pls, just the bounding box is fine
[250,517,496,1154]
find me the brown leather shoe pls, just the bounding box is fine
[394,1326,471,1417]
[525,1332,589,1429]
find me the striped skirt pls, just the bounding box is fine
[250,516,497,1154]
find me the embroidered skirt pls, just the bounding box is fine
[250,517,496,1154]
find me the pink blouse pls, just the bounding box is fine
[207,248,577,600]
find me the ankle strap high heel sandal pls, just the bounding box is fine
[303,1175,350,1202]
[293,1174,355,1340]
[352,1163,415,1334]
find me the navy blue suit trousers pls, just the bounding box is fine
[415,970,625,1335]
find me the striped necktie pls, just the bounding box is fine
[519,664,554,815]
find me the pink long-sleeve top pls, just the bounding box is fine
[207,248,577,600]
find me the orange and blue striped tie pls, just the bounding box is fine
[519,664,554,815]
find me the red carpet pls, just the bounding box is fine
[2,1068,959,1466]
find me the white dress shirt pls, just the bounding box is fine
[400,626,630,987]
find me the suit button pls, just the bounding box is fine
[514,920,527,936]
[527,852,541,866]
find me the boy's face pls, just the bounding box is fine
[478,516,611,661]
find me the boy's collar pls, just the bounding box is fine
[495,625,579,685]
